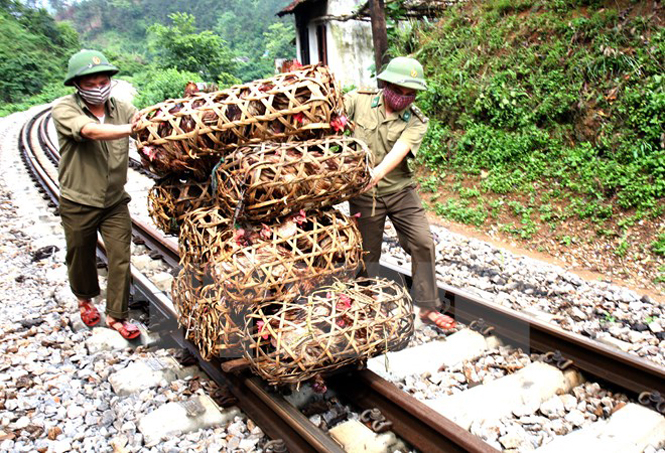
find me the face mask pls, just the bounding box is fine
[383,84,416,111]
[75,82,112,106]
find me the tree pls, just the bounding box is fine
[147,12,237,84]
[368,0,389,74]
[0,0,79,103]
[264,22,296,61]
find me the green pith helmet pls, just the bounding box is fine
[64,49,119,86]
[377,56,427,91]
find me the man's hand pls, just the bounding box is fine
[361,141,412,194]
[362,166,386,193]
[130,111,141,132]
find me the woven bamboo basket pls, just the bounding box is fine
[148,177,214,235]
[214,137,373,221]
[242,278,414,386]
[177,206,231,268]
[133,64,347,176]
[208,208,363,307]
[172,266,246,360]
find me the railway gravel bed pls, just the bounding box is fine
[382,231,664,366]
[3,105,665,453]
[1,109,270,453]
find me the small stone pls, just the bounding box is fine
[12,416,30,430]
[498,428,527,449]
[633,323,649,332]
[648,321,663,334]
[560,394,577,411]
[227,420,245,437]
[627,331,643,343]
[550,418,567,435]
[121,421,136,433]
[309,414,322,427]
[564,409,585,427]
[47,427,62,440]
[239,437,260,451]
[67,405,84,419]
[226,436,240,450]
[110,435,129,452]
[540,397,565,417]
[51,440,72,453]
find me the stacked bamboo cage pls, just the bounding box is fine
[137,64,414,386]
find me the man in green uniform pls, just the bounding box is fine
[345,56,456,330]
[52,49,140,339]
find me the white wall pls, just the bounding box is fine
[289,0,375,89]
[325,0,375,89]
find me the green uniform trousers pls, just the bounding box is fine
[59,196,132,319]
[349,185,441,310]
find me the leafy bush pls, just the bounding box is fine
[393,0,665,214]
[0,1,79,104]
[0,82,73,117]
[147,13,237,83]
[435,199,488,226]
[132,67,202,109]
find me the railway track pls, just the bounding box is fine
[17,106,665,452]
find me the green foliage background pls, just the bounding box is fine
[389,0,664,225]
[1,0,295,114]
[0,0,79,113]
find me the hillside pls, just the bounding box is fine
[0,0,79,110]
[55,0,293,82]
[390,0,664,294]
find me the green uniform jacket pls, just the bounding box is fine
[52,93,137,208]
[344,89,429,196]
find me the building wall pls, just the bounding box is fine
[327,0,375,89]
[292,0,376,90]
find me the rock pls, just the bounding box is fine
[47,427,62,440]
[67,405,84,419]
[86,328,133,354]
[560,394,578,412]
[540,396,565,417]
[564,409,586,427]
[498,426,528,449]
[628,331,644,343]
[648,321,663,334]
[226,436,240,450]
[51,440,72,453]
[239,437,260,451]
[549,418,568,435]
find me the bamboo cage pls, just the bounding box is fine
[242,278,414,386]
[148,177,214,235]
[133,64,347,177]
[172,266,246,360]
[214,137,373,221]
[206,208,363,307]
[177,205,231,267]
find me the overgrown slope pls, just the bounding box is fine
[0,0,79,109]
[391,0,664,290]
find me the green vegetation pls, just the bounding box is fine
[1,0,295,116]
[652,233,665,256]
[435,199,488,226]
[0,0,79,115]
[390,0,664,224]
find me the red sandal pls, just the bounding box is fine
[420,311,457,330]
[106,318,141,340]
[79,300,101,327]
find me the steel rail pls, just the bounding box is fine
[330,369,498,453]
[380,261,665,397]
[30,106,665,450]
[21,108,347,453]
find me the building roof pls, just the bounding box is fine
[278,0,453,18]
[277,0,319,16]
